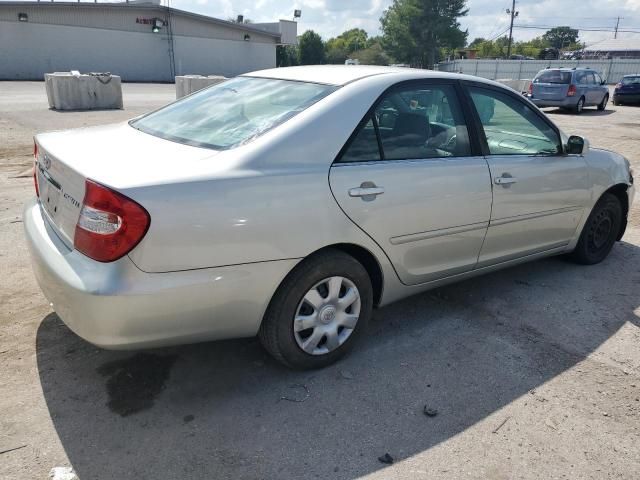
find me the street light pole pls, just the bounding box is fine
[506,0,519,58]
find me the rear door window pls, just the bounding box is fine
[338,83,471,163]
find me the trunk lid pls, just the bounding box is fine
[532,82,570,100]
[34,122,220,247]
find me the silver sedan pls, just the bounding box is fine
[25,66,635,369]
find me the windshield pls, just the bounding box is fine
[131,77,338,150]
[621,76,640,85]
[534,70,572,84]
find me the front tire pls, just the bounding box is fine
[259,250,373,369]
[569,193,622,265]
[597,94,609,111]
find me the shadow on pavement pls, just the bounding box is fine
[544,108,615,116]
[36,241,640,479]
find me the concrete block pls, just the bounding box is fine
[497,78,532,94]
[176,75,227,99]
[44,72,123,110]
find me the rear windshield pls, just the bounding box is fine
[534,70,572,84]
[130,77,337,150]
[621,76,640,85]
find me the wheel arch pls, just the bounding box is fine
[602,183,630,240]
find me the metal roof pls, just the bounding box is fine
[584,38,640,52]
[0,1,282,38]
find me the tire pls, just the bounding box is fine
[259,249,373,369]
[569,193,622,265]
[574,96,585,114]
[597,94,609,111]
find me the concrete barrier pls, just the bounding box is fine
[496,78,532,94]
[176,75,227,98]
[44,72,123,110]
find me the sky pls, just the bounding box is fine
[169,0,640,46]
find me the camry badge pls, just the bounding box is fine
[42,154,52,170]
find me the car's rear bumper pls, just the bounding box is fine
[530,97,577,108]
[24,199,298,349]
[613,93,640,103]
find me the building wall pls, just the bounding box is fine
[0,5,278,81]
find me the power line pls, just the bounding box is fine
[514,25,640,33]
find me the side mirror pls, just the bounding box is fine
[566,135,588,155]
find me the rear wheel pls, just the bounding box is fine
[259,250,373,369]
[597,94,609,111]
[569,193,622,265]
[574,96,585,114]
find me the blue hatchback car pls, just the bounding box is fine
[529,68,609,114]
[613,75,640,105]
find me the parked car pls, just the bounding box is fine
[613,74,640,105]
[528,67,609,114]
[25,66,635,369]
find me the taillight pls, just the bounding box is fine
[33,142,39,198]
[567,84,577,97]
[74,180,150,262]
[528,83,533,96]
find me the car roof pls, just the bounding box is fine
[243,65,490,87]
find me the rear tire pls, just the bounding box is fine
[597,94,609,111]
[574,96,585,114]
[569,193,622,265]
[259,249,373,369]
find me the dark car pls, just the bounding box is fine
[613,75,640,105]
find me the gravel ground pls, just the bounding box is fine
[0,82,639,480]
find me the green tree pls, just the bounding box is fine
[298,30,326,65]
[352,43,392,65]
[276,45,299,67]
[380,0,469,68]
[542,26,579,49]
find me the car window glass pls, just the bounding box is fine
[534,70,572,84]
[375,84,471,160]
[576,72,587,84]
[131,77,337,150]
[586,73,596,85]
[621,76,640,85]
[339,118,381,163]
[469,87,561,156]
[594,73,603,84]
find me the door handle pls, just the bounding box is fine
[349,187,385,197]
[494,175,517,186]
[349,182,385,200]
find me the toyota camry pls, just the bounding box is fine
[25,66,635,369]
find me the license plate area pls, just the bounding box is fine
[38,166,62,220]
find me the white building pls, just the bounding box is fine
[0,1,297,81]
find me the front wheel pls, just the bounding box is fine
[259,250,373,369]
[597,94,609,111]
[569,193,622,265]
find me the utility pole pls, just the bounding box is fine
[614,16,620,39]
[506,0,519,58]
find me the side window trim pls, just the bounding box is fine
[334,79,479,165]
[371,113,385,161]
[460,81,564,157]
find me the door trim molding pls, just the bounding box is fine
[390,221,488,245]
[490,205,584,227]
